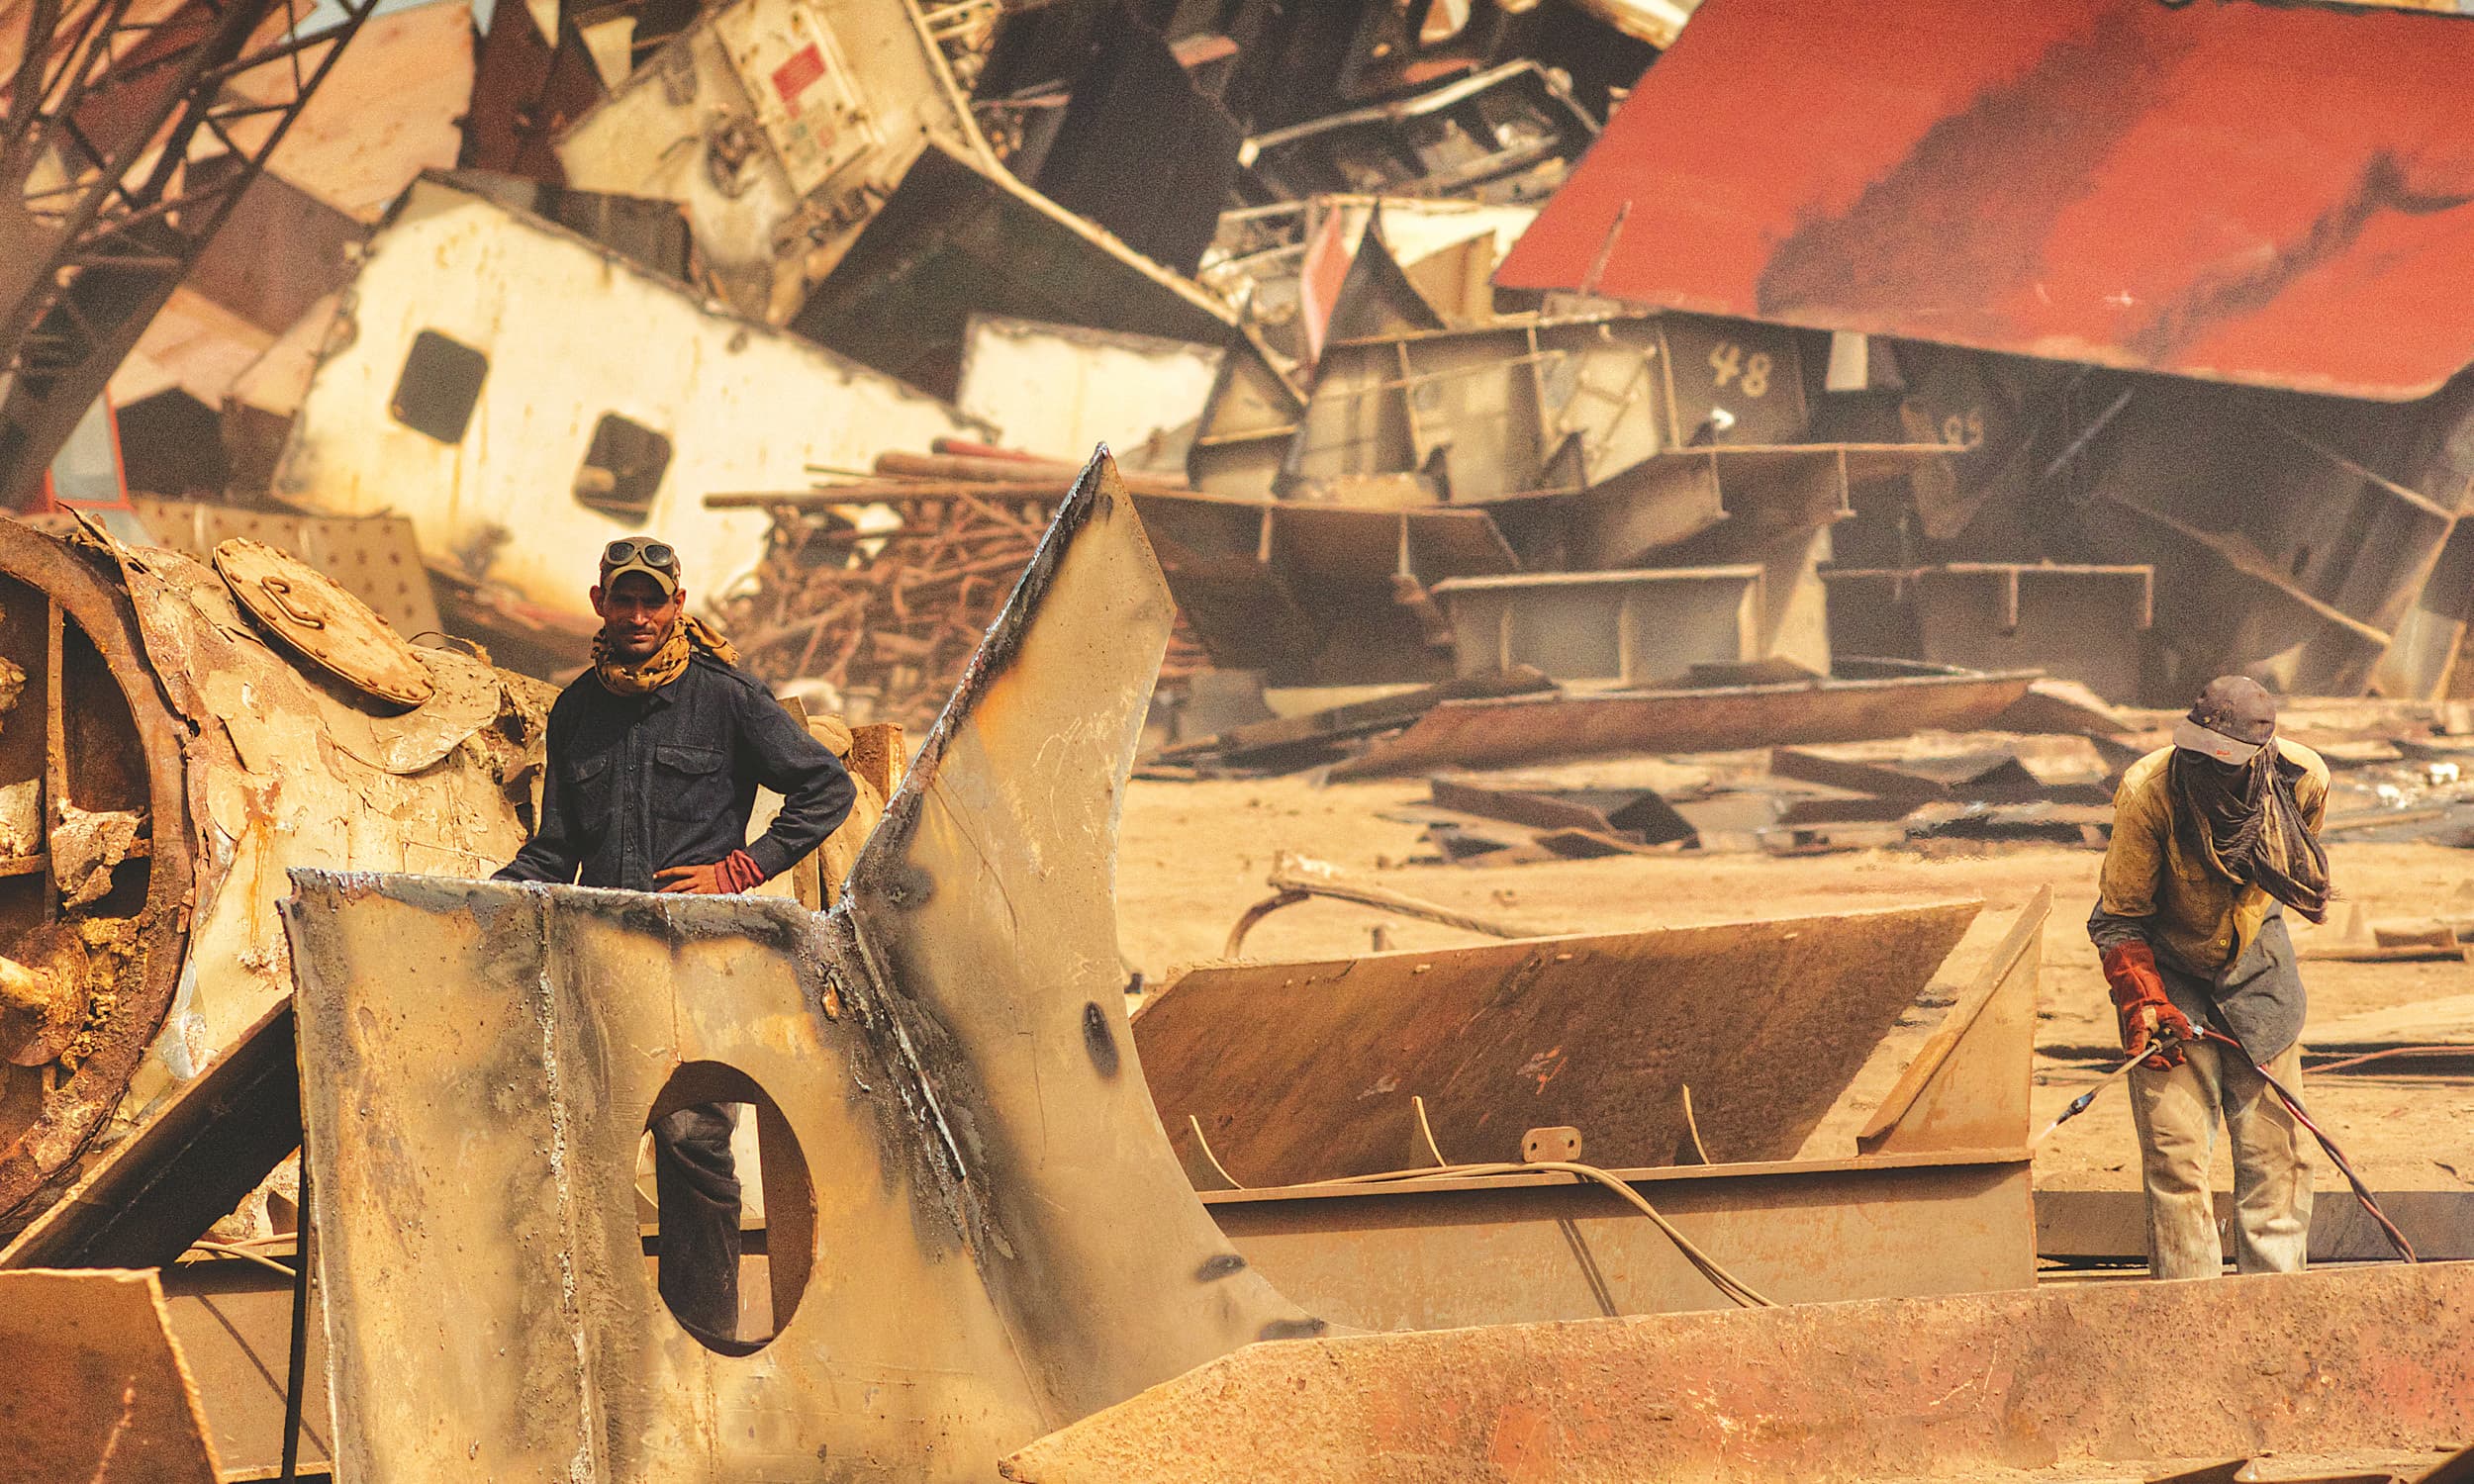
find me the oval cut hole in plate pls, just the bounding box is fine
[639,1060,815,1356]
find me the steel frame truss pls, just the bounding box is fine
[0,0,376,503]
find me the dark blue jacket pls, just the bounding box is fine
[494,652,854,892]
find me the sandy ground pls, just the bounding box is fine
[1115,770,2474,1194]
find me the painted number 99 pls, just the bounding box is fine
[1708,342,1771,398]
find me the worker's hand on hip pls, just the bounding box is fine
[655,863,729,894]
[655,849,766,895]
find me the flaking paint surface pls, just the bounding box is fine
[1495,0,2474,399]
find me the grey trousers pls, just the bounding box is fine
[2128,1038,2311,1279]
[652,1104,742,1342]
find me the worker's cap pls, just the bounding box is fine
[599,537,680,596]
[2172,675,2277,765]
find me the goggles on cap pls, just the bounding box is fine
[2171,716,2266,766]
[602,538,677,571]
[600,537,680,597]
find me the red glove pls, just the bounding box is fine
[2100,941,2193,1067]
[716,850,766,893]
[655,850,767,895]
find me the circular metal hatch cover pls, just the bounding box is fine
[213,537,436,710]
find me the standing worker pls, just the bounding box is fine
[495,537,854,1343]
[2088,676,2331,1280]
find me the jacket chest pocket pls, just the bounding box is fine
[652,744,729,823]
[564,749,617,834]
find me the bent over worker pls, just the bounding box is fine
[495,537,854,1342]
[2088,676,2330,1280]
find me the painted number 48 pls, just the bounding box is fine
[1708,341,1772,398]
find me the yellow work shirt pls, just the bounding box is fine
[2096,739,2329,975]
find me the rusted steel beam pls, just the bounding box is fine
[1325,668,2042,779]
[1003,1263,2474,1484]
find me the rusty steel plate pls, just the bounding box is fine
[283,453,1314,1484]
[1494,0,2474,401]
[213,536,436,709]
[1135,899,1979,1186]
[0,1267,221,1482]
[1327,668,2041,779]
[1005,1262,2474,1484]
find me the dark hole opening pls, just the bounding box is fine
[388,329,490,444]
[641,1061,813,1355]
[576,414,673,520]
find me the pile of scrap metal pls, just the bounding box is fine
[711,443,1210,724]
[8,0,1757,718]
[5,0,1249,676]
[16,453,2474,1484]
[1126,0,2474,778]
[1495,0,2474,707]
[1372,696,2474,861]
[0,514,549,1245]
[23,0,2474,763]
[1167,207,1966,689]
[1384,735,2121,863]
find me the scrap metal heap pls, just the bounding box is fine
[715,0,2474,757]
[712,443,1211,726]
[1494,0,2474,704]
[0,0,2469,747]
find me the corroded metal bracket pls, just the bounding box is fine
[1856,885,2045,1157]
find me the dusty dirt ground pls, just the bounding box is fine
[1115,766,2474,1196]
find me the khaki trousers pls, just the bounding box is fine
[2128,1038,2311,1279]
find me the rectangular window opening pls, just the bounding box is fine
[575,413,673,520]
[389,329,489,444]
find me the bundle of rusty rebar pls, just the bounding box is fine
[709,445,1203,727]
